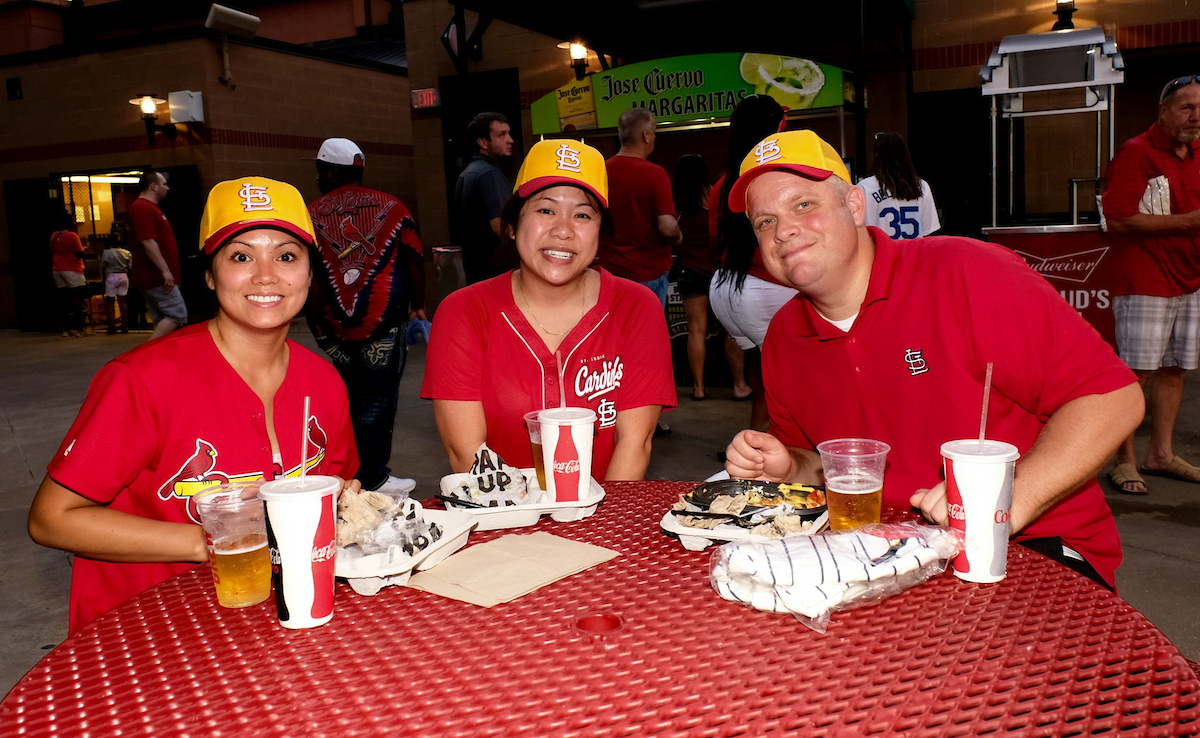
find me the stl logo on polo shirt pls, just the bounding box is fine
[904,349,929,376]
[555,143,582,172]
[239,183,274,212]
[754,139,783,166]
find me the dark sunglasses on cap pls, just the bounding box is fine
[1160,75,1200,104]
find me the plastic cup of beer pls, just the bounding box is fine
[257,475,339,629]
[816,438,890,531]
[524,410,547,491]
[537,408,597,502]
[941,440,1020,583]
[193,482,272,609]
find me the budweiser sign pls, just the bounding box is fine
[1014,247,1107,284]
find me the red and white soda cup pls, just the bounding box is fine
[537,408,596,502]
[941,440,1020,583]
[257,475,339,629]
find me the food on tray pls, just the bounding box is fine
[687,480,826,511]
[443,444,532,507]
[337,492,443,558]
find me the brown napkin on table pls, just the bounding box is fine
[406,532,619,607]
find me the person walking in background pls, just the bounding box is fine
[601,107,682,308]
[453,112,516,284]
[49,214,88,338]
[127,169,188,340]
[709,95,797,430]
[306,137,426,498]
[1102,75,1200,495]
[673,154,719,401]
[858,132,941,240]
[101,239,131,334]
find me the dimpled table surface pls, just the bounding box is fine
[3,481,1199,737]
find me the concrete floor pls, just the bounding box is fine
[2,323,1198,696]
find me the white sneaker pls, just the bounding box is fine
[375,476,416,496]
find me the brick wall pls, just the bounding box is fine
[0,35,415,329]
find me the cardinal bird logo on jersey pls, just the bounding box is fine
[158,438,231,522]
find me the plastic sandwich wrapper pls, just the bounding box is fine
[710,521,962,634]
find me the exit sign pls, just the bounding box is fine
[411,87,441,110]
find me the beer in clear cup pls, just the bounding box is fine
[194,482,272,608]
[524,410,547,491]
[816,438,890,531]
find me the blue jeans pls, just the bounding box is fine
[640,271,669,310]
[314,324,406,491]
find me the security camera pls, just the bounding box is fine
[204,4,260,40]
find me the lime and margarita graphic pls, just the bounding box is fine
[739,53,826,109]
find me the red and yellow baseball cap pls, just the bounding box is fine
[727,130,852,213]
[514,139,608,208]
[199,177,316,255]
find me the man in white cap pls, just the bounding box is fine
[306,137,426,496]
[722,129,1143,590]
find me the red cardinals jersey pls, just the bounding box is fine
[421,268,677,479]
[308,185,423,341]
[764,229,1134,587]
[47,322,357,634]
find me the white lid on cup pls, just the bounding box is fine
[537,408,596,425]
[940,439,1020,463]
[257,475,340,500]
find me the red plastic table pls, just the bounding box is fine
[3,481,1198,736]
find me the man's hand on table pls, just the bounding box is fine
[910,481,948,526]
[725,430,796,481]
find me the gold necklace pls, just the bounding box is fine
[516,272,587,337]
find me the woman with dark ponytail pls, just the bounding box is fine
[708,94,797,429]
[857,132,940,240]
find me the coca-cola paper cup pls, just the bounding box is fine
[941,440,1020,584]
[537,408,596,502]
[258,475,339,628]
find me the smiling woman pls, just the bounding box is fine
[422,139,677,482]
[27,177,359,636]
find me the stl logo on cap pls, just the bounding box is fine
[754,139,784,166]
[239,182,274,212]
[556,143,582,173]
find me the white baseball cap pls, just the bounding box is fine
[309,138,364,167]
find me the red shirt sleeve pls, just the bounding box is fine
[48,362,162,503]
[1102,139,1150,221]
[421,286,487,402]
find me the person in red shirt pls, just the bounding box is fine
[126,169,188,339]
[1101,76,1200,495]
[28,177,358,634]
[600,108,682,307]
[723,130,1143,590]
[423,138,676,480]
[49,215,88,337]
[306,138,426,497]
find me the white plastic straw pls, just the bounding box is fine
[978,363,993,448]
[301,395,311,480]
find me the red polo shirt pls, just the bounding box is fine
[763,228,1136,586]
[1102,123,1200,297]
[601,156,675,282]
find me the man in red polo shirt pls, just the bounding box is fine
[600,107,681,307]
[1101,76,1200,495]
[723,130,1143,590]
[127,169,188,339]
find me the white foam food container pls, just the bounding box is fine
[659,505,829,551]
[335,507,476,587]
[438,469,604,531]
